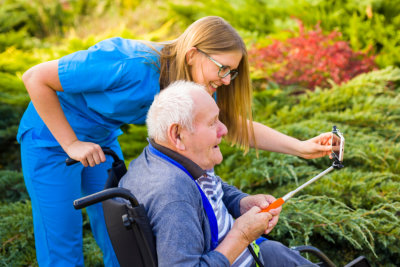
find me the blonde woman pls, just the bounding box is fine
[19,16,331,266]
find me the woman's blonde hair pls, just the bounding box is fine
[158,16,255,152]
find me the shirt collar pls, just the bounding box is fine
[148,139,206,180]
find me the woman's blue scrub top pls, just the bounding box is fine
[17,38,161,147]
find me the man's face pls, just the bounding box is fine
[180,90,228,170]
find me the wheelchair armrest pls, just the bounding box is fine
[73,188,139,209]
[292,245,336,267]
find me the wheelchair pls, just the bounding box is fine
[69,148,370,267]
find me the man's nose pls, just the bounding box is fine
[217,121,228,138]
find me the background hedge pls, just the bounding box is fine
[1,0,399,266]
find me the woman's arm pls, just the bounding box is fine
[22,60,105,167]
[251,121,332,159]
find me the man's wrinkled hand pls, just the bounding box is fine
[240,194,281,234]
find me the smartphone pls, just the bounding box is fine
[331,126,345,162]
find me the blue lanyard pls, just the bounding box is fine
[148,143,219,250]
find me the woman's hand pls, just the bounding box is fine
[297,132,333,159]
[251,122,332,159]
[240,194,281,234]
[65,140,106,167]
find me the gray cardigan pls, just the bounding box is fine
[119,141,248,267]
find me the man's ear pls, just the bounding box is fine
[185,47,198,66]
[167,123,186,151]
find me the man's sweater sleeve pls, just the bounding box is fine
[220,180,249,218]
[151,200,230,267]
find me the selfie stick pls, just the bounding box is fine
[261,166,336,212]
[261,128,344,213]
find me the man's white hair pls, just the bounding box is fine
[146,81,206,142]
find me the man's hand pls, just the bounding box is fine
[217,207,272,264]
[231,206,272,244]
[240,194,281,234]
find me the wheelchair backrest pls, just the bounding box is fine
[102,197,157,267]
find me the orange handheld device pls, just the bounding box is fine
[261,126,345,213]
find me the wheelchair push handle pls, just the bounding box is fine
[65,147,121,166]
[73,187,139,209]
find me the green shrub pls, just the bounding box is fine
[0,199,104,266]
[118,124,148,163]
[166,0,275,37]
[0,201,37,266]
[277,196,399,265]
[0,0,69,38]
[0,0,141,40]
[1,1,399,265]
[0,30,40,52]
[0,103,24,170]
[265,0,400,68]
[0,170,27,203]
[216,67,400,266]
[166,0,400,68]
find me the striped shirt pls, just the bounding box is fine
[197,170,254,267]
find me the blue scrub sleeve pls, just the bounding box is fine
[58,38,160,94]
[58,43,126,93]
[57,38,161,125]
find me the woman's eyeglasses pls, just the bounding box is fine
[197,49,239,80]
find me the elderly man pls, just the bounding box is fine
[119,81,315,267]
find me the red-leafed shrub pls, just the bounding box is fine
[249,21,377,90]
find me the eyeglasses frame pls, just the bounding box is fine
[196,48,239,80]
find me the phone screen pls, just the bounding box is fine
[331,130,344,162]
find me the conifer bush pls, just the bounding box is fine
[166,0,400,68]
[0,201,36,266]
[1,1,399,265]
[0,170,27,203]
[217,67,400,266]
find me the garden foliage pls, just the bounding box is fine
[168,0,400,68]
[1,0,399,266]
[248,21,376,90]
[217,67,400,265]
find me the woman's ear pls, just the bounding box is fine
[185,47,198,66]
[167,123,186,151]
